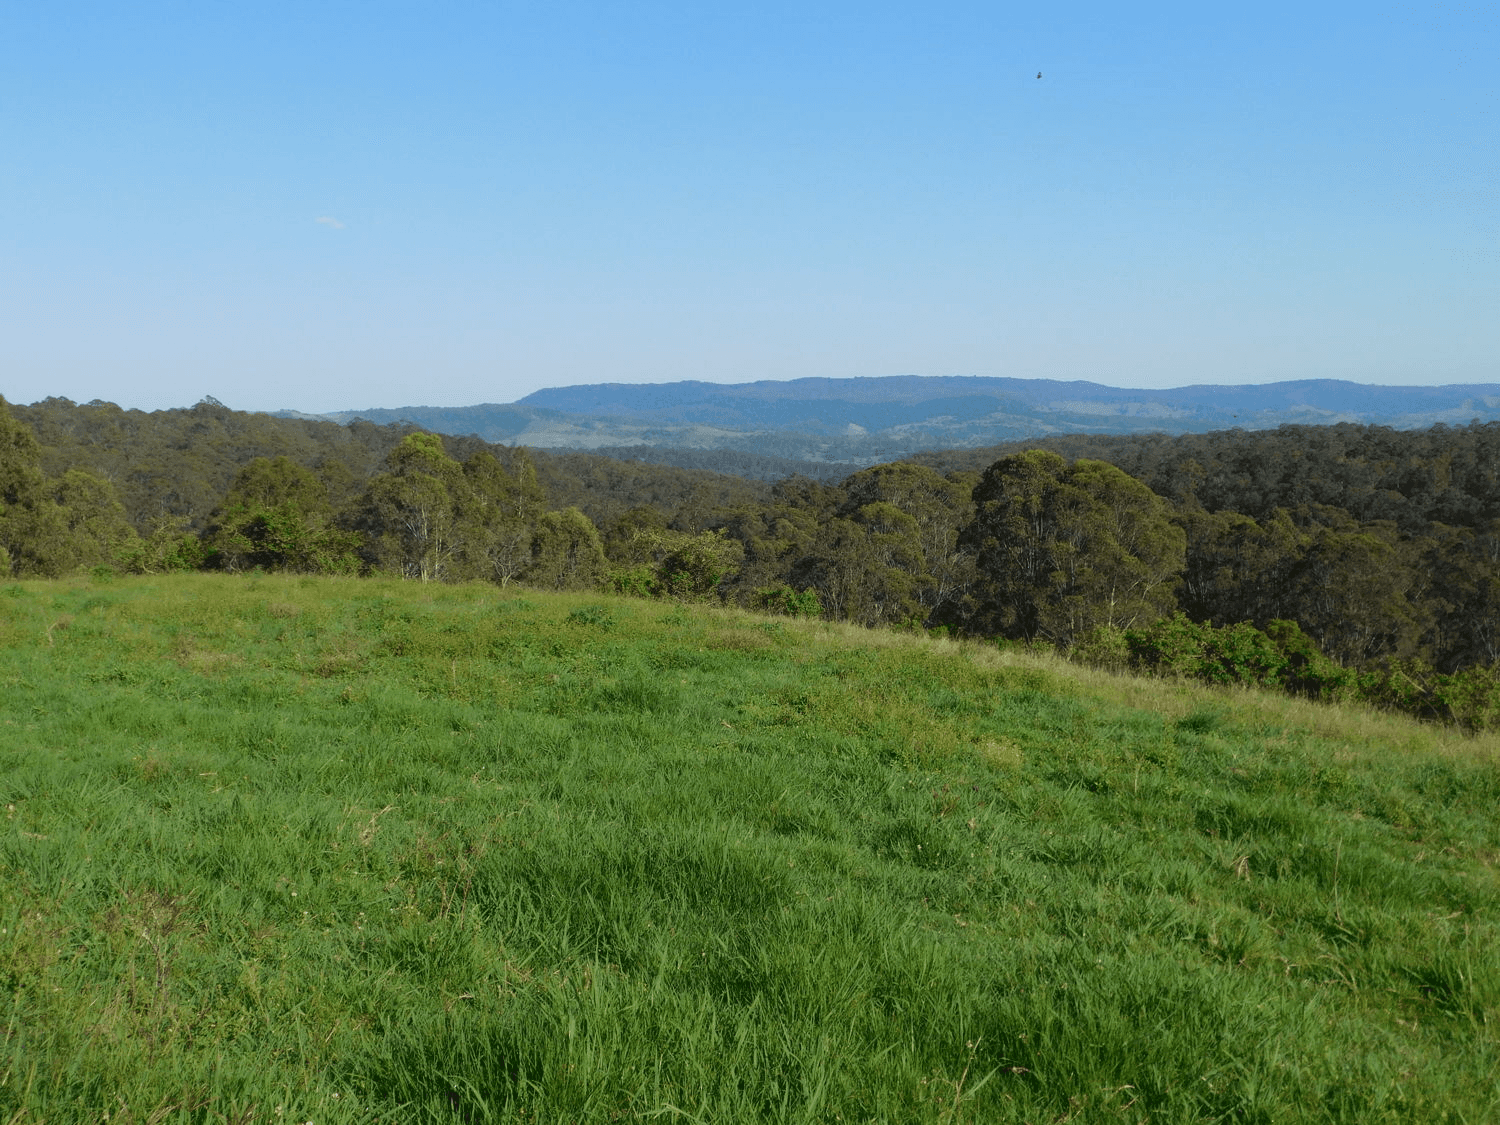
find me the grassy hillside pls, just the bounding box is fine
[2,575,1497,1123]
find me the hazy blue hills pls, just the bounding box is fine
[516,376,1500,428]
[299,376,1500,463]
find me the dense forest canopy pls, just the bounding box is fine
[913,423,1500,531]
[5,393,1500,727]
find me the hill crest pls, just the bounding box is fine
[293,375,1500,461]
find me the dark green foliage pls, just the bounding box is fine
[919,420,1500,532]
[1077,616,1355,702]
[837,462,977,620]
[1262,618,1361,700]
[352,437,554,587]
[0,396,48,509]
[526,506,607,590]
[0,398,142,576]
[653,528,741,599]
[605,563,657,598]
[605,526,744,601]
[50,470,142,570]
[460,448,546,587]
[354,433,474,581]
[530,448,770,531]
[214,505,362,574]
[205,456,360,574]
[118,514,210,573]
[0,396,58,576]
[961,451,1185,645]
[1282,519,1425,666]
[789,510,926,628]
[713,501,821,605]
[602,504,669,564]
[712,469,960,629]
[13,396,413,531]
[1075,613,1500,731]
[1358,659,1500,733]
[1178,506,1306,625]
[1421,519,1500,668]
[1430,663,1500,732]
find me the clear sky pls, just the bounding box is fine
[2,1,1495,414]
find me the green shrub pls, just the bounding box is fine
[1124,613,1210,678]
[1110,615,1287,687]
[1081,613,1499,732]
[1203,621,1288,685]
[755,584,823,618]
[1072,624,1131,672]
[1431,663,1500,732]
[606,564,658,598]
[1264,619,1357,701]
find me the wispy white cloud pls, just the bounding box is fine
[315,216,346,229]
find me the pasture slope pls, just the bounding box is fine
[1,573,1497,1123]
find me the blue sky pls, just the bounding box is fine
[2,1,1494,414]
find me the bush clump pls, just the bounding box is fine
[1078,614,1500,732]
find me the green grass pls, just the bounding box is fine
[2,573,1497,1123]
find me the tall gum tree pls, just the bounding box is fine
[0,396,139,576]
[526,507,606,590]
[1177,508,1306,626]
[961,451,1185,646]
[461,449,545,587]
[838,462,977,623]
[789,504,927,628]
[0,396,51,575]
[356,433,471,582]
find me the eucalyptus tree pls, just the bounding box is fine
[0,397,140,576]
[205,456,359,573]
[1423,519,1500,668]
[526,507,607,590]
[788,502,926,628]
[355,433,475,582]
[461,449,545,587]
[838,462,977,622]
[51,469,141,572]
[1281,519,1425,666]
[961,451,1184,646]
[710,499,822,606]
[0,395,51,575]
[1177,507,1306,627]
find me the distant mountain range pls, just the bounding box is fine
[280,376,1500,464]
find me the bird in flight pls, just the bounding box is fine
[1036,71,1042,79]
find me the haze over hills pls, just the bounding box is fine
[284,376,1500,464]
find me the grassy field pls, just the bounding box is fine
[1,573,1497,1123]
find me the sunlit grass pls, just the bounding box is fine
[1,573,1497,1123]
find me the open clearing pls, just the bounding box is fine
[2,574,1497,1122]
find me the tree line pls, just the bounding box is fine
[4,395,1499,728]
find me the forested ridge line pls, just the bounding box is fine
[912,420,1500,532]
[4,393,1500,729]
[8,396,774,533]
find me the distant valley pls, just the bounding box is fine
[285,375,1500,463]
